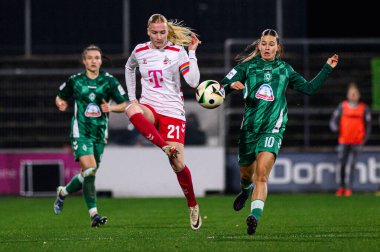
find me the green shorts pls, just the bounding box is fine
[71,138,105,166]
[238,131,282,166]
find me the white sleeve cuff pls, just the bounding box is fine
[188,50,197,60]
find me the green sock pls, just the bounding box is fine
[252,208,263,220]
[83,175,97,210]
[66,174,84,194]
[251,199,264,221]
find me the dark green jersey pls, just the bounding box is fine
[57,71,127,142]
[222,56,333,134]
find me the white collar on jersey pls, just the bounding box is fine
[149,41,174,50]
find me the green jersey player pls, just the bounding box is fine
[54,45,127,227]
[221,29,339,235]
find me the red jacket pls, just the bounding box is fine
[338,101,366,144]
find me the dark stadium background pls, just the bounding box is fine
[0,0,378,150]
[1,0,378,54]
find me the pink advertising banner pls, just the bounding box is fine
[0,151,81,195]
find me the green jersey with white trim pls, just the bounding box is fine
[222,56,333,134]
[57,71,127,143]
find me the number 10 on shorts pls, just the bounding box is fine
[264,136,275,147]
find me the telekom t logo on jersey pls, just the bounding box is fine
[148,70,163,88]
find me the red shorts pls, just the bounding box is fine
[142,104,186,144]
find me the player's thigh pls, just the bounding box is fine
[93,142,106,167]
[238,131,257,167]
[239,161,256,180]
[71,138,97,169]
[255,151,276,178]
[139,104,156,124]
[158,115,186,144]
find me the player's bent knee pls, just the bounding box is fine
[125,103,143,117]
[254,175,268,183]
[82,167,97,177]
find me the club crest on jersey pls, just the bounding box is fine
[85,103,102,117]
[163,56,171,65]
[89,93,96,101]
[255,84,274,101]
[142,58,147,64]
[264,72,272,82]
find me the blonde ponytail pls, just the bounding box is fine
[235,39,261,63]
[147,14,197,47]
[167,20,195,47]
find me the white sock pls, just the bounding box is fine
[89,207,98,217]
[60,187,69,197]
[251,199,264,211]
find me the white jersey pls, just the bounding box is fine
[125,41,200,121]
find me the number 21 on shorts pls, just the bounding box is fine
[166,123,185,142]
[167,124,180,139]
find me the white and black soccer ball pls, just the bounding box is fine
[195,80,225,109]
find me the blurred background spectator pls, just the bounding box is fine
[185,113,207,146]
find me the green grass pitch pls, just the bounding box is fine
[0,194,379,251]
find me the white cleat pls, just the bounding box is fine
[189,204,202,231]
[53,186,65,214]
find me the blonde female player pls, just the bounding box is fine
[124,14,202,230]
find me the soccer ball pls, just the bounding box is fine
[195,80,225,109]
